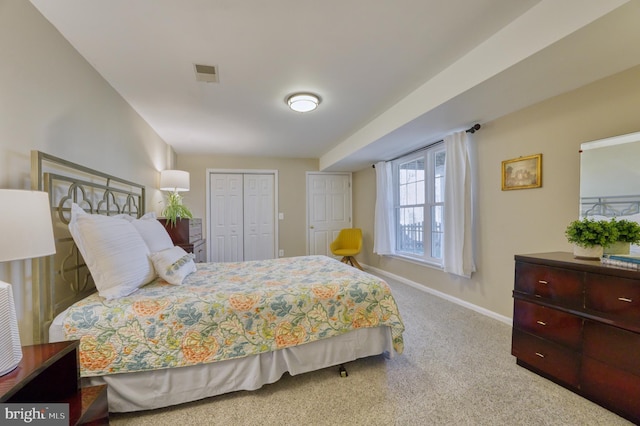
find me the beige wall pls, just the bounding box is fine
[0,1,171,343]
[354,64,640,320]
[177,154,319,259]
[5,0,640,343]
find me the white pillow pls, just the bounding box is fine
[127,212,174,253]
[150,246,196,285]
[68,204,156,299]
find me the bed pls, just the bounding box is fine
[31,151,404,412]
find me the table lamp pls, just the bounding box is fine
[0,190,55,376]
[159,170,190,193]
[159,170,192,227]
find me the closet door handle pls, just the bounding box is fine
[538,280,548,285]
[535,352,545,358]
[536,321,547,326]
[618,297,633,303]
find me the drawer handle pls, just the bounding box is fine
[536,321,547,326]
[538,280,548,285]
[618,297,633,303]
[535,352,545,358]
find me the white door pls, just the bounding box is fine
[210,174,244,262]
[244,174,275,261]
[307,173,352,256]
[208,171,277,262]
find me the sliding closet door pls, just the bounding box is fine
[243,174,275,261]
[208,171,277,262]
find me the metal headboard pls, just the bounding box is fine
[580,195,640,218]
[30,151,146,343]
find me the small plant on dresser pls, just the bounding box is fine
[565,218,618,259]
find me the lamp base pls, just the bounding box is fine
[0,362,20,377]
[0,280,23,376]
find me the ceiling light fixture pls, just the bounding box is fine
[286,93,320,113]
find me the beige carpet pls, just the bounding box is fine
[111,272,632,426]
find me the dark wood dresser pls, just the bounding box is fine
[158,218,206,262]
[512,252,640,423]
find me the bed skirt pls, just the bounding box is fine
[51,318,394,412]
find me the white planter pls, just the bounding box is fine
[573,244,603,260]
[603,241,631,255]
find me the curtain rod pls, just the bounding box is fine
[372,123,481,168]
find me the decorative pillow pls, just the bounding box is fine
[68,204,156,299]
[150,246,197,285]
[126,212,174,253]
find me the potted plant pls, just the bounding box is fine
[565,218,618,259]
[162,191,193,227]
[605,218,640,255]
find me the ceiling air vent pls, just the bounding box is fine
[194,64,218,83]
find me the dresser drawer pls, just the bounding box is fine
[511,329,579,387]
[513,299,582,350]
[583,320,640,376]
[515,262,583,305]
[581,356,640,424]
[585,273,640,323]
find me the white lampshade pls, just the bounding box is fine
[0,189,56,376]
[286,93,320,113]
[160,170,190,192]
[0,190,56,262]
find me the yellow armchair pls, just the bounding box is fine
[330,228,363,270]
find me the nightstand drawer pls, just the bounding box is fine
[512,329,579,387]
[192,239,206,263]
[513,299,582,350]
[585,274,640,323]
[515,262,583,305]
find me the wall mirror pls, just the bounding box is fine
[580,131,640,253]
[580,131,640,216]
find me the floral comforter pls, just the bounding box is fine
[63,255,404,377]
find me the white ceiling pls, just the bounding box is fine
[29,0,640,171]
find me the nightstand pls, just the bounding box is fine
[0,341,109,425]
[158,218,207,262]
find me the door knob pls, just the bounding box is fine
[310,225,315,229]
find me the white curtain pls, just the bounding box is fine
[443,131,476,277]
[373,161,395,255]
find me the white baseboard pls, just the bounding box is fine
[363,264,513,326]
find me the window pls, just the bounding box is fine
[392,144,445,265]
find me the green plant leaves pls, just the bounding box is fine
[611,218,640,244]
[565,218,618,248]
[162,191,193,227]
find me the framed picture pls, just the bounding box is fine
[501,154,542,190]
